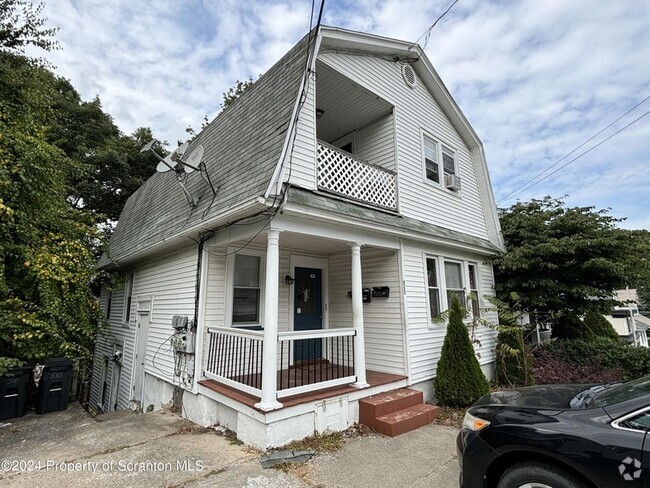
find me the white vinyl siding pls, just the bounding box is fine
[285,73,317,190]
[328,248,405,375]
[90,281,136,411]
[355,112,395,171]
[133,246,198,383]
[402,241,496,383]
[318,52,490,240]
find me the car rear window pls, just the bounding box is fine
[591,375,650,407]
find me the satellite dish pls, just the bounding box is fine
[182,145,204,173]
[140,140,155,153]
[156,153,175,173]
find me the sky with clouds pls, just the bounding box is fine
[32,0,650,229]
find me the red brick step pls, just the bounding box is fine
[359,388,440,437]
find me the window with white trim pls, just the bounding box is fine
[423,134,457,188]
[444,261,465,309]
[232,254,261,324]
[123,271,134,324]
[426,257,441,318]
[426,257,481,324]
[468,263,480,319]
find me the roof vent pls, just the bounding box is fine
[401,64,417,88]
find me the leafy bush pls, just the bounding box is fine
[583,311,620,340]
[551,314,592,340]
[533,350,624,384]
[434,298,489,407]
[534,338,650,381]
[495,327,534,387]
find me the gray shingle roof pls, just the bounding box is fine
[99,34,310,268]
[286,187,502,253]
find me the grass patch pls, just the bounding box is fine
[278,431,345,454]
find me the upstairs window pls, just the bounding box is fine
[423,136,439,184]
[423,134,458,190]
[232,254,261,324]
[123,271,134,324]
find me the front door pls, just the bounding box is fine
[294,267,322,361]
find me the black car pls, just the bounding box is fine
[457,375,650,488]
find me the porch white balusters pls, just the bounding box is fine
[255,229,283,411]
[350,242,369,388]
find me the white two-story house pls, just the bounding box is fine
[91,26,504,449]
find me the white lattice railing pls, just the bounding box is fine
[317,141,397,210]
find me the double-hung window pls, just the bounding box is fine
[444,261,465,309]
[426,256,481,324]
[423,133,458,189]
[426,258,441,318]
[232,254,261,325]
[468,263,480,319]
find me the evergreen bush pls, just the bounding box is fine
[583,311,620,340]
[434,298,490,407]
[551,314,592,340]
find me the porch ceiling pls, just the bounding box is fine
[316,60,393,143]
[251,230,350,254]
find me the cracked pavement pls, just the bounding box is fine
[0,403,459,487]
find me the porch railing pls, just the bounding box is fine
[277,328,356,398]
[316,141,397,211]
[204,327,357,401]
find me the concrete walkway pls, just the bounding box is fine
[0,403,459,487]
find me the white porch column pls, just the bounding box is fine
[351,242,369,388]
[255,229,283,411]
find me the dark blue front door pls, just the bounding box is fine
[294,267,322,361]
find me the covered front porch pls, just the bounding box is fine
[198,216,406,412]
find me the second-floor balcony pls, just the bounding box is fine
[316,141,397,211]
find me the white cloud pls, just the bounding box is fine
[30,0,650,229]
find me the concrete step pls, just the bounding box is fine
[359,388,423,423]
[373,404,440,437]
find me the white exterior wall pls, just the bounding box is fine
[401,241,497,384]
[328,248,405,375]
[90,280,136,411]
[318,52,490,240]
[285,74,317,190]
[355,112,395,171]
[135,245,198,385]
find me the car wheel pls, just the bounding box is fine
[497,462,587,488]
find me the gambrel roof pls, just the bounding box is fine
[99,34,311,268]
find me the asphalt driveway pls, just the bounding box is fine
[0,403,459,487]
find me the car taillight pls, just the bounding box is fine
[462,411,490,431]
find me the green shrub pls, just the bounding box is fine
[434,298,489,407]
[534,338,650,380]
[583,311,620,340]
[495,328,534,387]
[551,314,592,340]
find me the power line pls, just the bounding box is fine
[497,95,650,204]
[498,107,650,205]
[412,0,460,50]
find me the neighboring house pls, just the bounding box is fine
[90,26,504,448]
[606,289,650,347]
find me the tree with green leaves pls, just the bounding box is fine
[221,77,255,109]
[493,197,635,334]
[0,49,102,373]
[0,0,58,54]
[434,298,490,407]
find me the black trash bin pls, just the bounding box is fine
[36,358,73,414]
[0,364,32,421]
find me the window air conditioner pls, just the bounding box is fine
[445,173,461,191]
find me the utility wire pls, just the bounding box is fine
[498,107,650,205]
[497,95,650,204]
[411,0,460,50]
